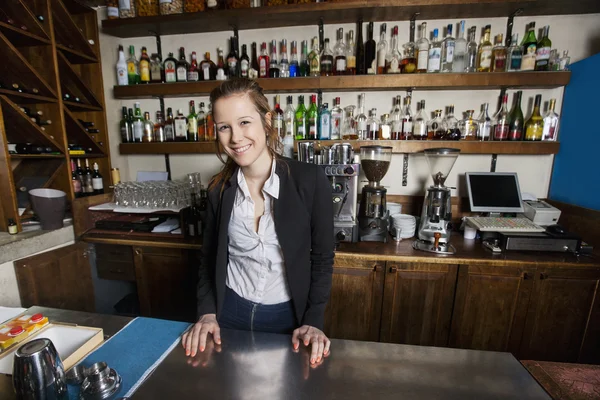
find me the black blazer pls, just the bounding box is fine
[196,157,335,330]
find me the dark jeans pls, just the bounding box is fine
[218,286,297,334]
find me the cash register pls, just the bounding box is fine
[464,172,579,253]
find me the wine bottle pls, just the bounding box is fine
[508,91,524,141]
[92,162,104,195]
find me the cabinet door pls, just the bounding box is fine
[133,246,196,322]
[520,268,600,362]
[449,264,534,353]
[14,242,95,312]
[380,262,457,346]
[324,256,384,341]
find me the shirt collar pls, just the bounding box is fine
[235,159,280,206]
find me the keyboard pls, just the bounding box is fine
[466,217,546,233]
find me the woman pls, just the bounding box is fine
[182,78,335,365]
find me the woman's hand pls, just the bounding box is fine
[181,314,221,357]
[291,325,331,365]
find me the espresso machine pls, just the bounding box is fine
[320,143,359,243]
[358,146,392,242]
[413,148,460,255]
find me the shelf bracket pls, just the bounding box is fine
[149,30,163,60]
[505,8,523,47]
[402,153,409,186]
[318,18,324,51]
[490,154,497,172]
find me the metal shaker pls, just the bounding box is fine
[13,338,68,400]
[297,142,314,164]
[333,143,354,164]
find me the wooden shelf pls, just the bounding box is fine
[0,0,49,41]
[101,0,600,38]
[0,21,51,47]
[57,52,103,110]
[113,72,570,99]
[70,153,107,158]
[10,154,64,159]
[52,0,97,64]
[119,140,559,155]
[0,88,57,104]
[56,44,98,64]
[63,107,105,155]
[63,100,103,112]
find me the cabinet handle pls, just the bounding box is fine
[389,266,397,273]
[373,265,382,272]
[540,272,548,280]
[523,272,531,280]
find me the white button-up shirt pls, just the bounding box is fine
[226,160,292,305]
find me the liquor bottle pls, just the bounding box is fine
[92,163,104,195]
[7,219,17,235]
[71,159,83,198]
[164,107,175,142]
[342,105,357,140]
[128,108,134,139]
[441,24,455,73]
[521,22,537,71]
[200,52,216,81]
[83,159,94,195]
[176,47,188,82]
[206,104,215,141]
[491,34,507,72]
[427,110,444,140]
[507,34,522,71]
[154,111,165,142]
[273,95,284,138]
[459,110,478,140]
[295,95,307,140]
[116,45,128,85]
[240,44,250,78]
[197,102,207,141]
[390,96,402,140]
[346,30,356,75]
[452,21,467,73]
[492,94,510,141]
[139,46,150,84]
[217,47,225,77]
[401,21,417,74]
[477,103,492,141]
[127,45,139,84]
[320,38,334,76]
[365,22,376,75]
[267,40,279,78]
[164,52,177,83]
[331,97,343,140]
[356,93,368,140]
[524,94,544,141]
[542,99,559,141]
[299,40,310,77]
[251,42,259,79]
[227,37,239,78]
[187,193,201,237]
[401,96,413,140]
[427,29,442,73]
[508,91,524,141]
[476,25,493,72]
[356,19,365,75]
[376,23,388,74]
[76,159,85,192]
[283,127,294,158]
[132,102,144,143]
[465,26,478,72]
[387,26,401,74]
[142,112,154,142]
[289,41,299,77]
[308,37,321,77]
[284,96,295,140]
[174,109,188,141]
[379,114,391,140]
[334,28,347,75]
[412,100,427,140]
[280,40,290,78]
[187,101,198,142]
[150,53,163,83]
[188,51,199,81]
[258,42,270,78]
[318,103,332,140]
[535,26,552,71]
[366,108,379,140]
[306,95,318,140]
[416,22,429,73]
[443,105,460,140]
[120,106,132,143]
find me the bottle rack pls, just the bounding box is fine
[0,0,111,233]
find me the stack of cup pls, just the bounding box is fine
[390,214,417,240]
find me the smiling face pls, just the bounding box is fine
[214,93,272,168]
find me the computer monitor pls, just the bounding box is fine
[466,172,524,213]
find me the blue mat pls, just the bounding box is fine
[67,317,191,399]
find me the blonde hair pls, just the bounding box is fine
[208,78,283,193]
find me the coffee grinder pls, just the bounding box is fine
[413,148,460,255]
[358,146,392,242]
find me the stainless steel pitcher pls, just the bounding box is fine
[297,142,314,163]
[333,143,354,164]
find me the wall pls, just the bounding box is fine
[97,11,600,198]
[549,52,600,211]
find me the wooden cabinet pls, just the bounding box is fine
[449,264,535,354]
[380,262,457,346]
[323,256,384,342]
[519,267,600,362]
[133,246,196,322]
[14,242,95,312]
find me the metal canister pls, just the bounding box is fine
[334,143,354,164]
[321,146,335,165]
[297,142,314,164]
